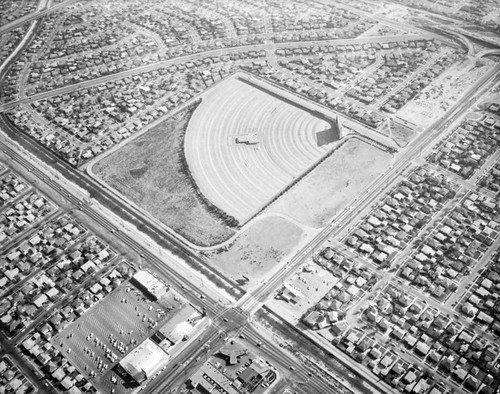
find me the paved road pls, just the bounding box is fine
[0,138,229,315]
[3,58,496,394]
[145,323,337,394]
[328,0,463,50]
[0,0,77,35]
[0,114,241,292]
[0,20,39,76]
[1,6,497,393]
[232,63,500,393]
[0,136,342,394]
[0,33,435,113]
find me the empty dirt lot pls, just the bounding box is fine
[206,215,306,286]
[397,58,496,130]
[269,138,393,229]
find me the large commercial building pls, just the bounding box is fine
[119,339,169,384]
[132,270,167,300]
[187,345,278,394]
[189,362,240,394]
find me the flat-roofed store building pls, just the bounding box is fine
[189,362,240,394]
[132,270,166,300]
[119,339,169,384]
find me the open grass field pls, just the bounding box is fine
[206,216,304,286]
[375,119,416,147]
[477,90,500,111]
[92,107,235,247]
[185,75,333,223]
[268,138,393,229]
[389,120,416,147]
[357,22,407,38]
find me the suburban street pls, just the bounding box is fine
[0,33,440,113]
[1,1,500,393]
[0,130,350,394]
[237,62,500,316]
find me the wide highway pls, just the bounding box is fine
[144,323,339,394]
[1,6,498,393]
[1,48,497,394]
[0,113,240,291]
[0,136,345,394]
[237,63,500,317]
[0,138,228,311]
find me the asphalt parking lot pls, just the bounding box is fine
[52,283,167,380]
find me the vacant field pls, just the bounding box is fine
[357,22,407,38]
[92,107,235,246]
[478,91,500,111]
[376,119,416,147]
[397,58,496,129]
[185,75,333,223]
[206,216,304,286]
[466,112,483,121]
[390,121,416,147]
[269,138,392,228]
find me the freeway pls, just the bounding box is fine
[232,66,500,394]
[0,135,343,394]
[0,5,497,392]
[145,323,338,394]
[332,0,463,50]
[0,138,227,317]
[0,113,241,293]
